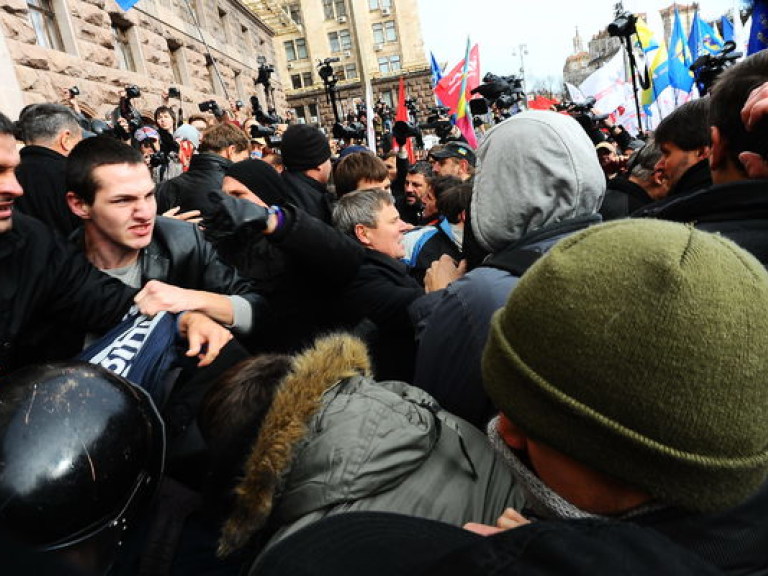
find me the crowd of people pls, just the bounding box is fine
[1,48,768,575]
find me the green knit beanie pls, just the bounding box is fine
[483,219,768,513]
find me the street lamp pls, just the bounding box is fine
[512,43,528,96]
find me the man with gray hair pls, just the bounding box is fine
[15,102,84,236]
[333,188,422,381]
[599,138,667,220]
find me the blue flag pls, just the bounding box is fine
[721,15,734,42]
[669,8,693,92]
[429,52,443,87]
[748,0,768,54]
[116,0,140,10]
[688,11,724,58]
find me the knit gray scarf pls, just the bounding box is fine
[487,416,662,522]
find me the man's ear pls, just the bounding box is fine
[66,191,91,220]
[739,151,768,179]
[497,413,528,451]
[354,223,371,246]
[709,125,727,171]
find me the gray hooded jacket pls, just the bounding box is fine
[411,111,606,428]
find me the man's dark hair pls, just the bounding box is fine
[199,122,249,154]
[408,160,433,177]
[334,151,389,197]
[17,103,81,145]
[0,111,14,136]
[709,50,768,169]
[66,136,145,204]
[653,97,711,151]
[153,105,176,125]
[429,175,463,206]
[437,183,473,224]
[199,354,292,510]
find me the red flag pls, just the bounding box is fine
[395,77,415,163]
[433,44,481,114]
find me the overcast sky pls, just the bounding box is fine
[416,0,744,85]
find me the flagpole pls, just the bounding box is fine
[183,0,230,101]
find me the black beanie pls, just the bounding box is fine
[280,124,332,171]
[225,159,287,206]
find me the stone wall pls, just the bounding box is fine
[0,0,287,120]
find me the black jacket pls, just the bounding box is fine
[281,170,335,224]
[71,217,266,332]
[642,179,768,265]
[634,159,713,218]
[155,153,231,217]
[599,176,653,221]
[206,199,365,353]
[338,250,424,382]
[15,145,81,237]
[0,213,135,375]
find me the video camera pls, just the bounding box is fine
[607,11,637,37]
[318,57,341,86]
[249,123,282,148]
[690,40,742,96]
[471,73,526,122]
[561,97,610,144]
[111,85,143,141]
[198,100,225,118]
[250,95,280,125]
[332,121,366,142]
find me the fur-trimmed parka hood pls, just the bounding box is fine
[218,333,374,555]
[218,334,520,560]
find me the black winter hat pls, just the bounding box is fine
[280,124,332,171]
[225,159,287,206]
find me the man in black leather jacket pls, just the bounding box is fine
[65,136,265,337]
[155,122,250,218]
[0,112,232,376]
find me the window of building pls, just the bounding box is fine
[372,21,398,44]
[217,8,229,43]
[207,55,223,95]
[384,21,397,41]
[308,103,319,123]
[168,40,185,85]
[328,29,351,53]
[284,37,308,61]
[377,54,401,75]
[302,71,313,87]
[286,2,302,25]
[27,0,65,51]
[291,74,302,89]
[381,90,394,108]
[322,0,347,20]
[344,63,358,79]
[368,0,391,10]
[111,21,136,72]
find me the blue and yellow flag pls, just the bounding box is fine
[635,17,669,106]
[668,9,693,92]
[688,11,724,58]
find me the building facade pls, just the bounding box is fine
[246,0,433,130]
[0,0,285,123]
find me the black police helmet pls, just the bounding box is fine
[0,362,164,551]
